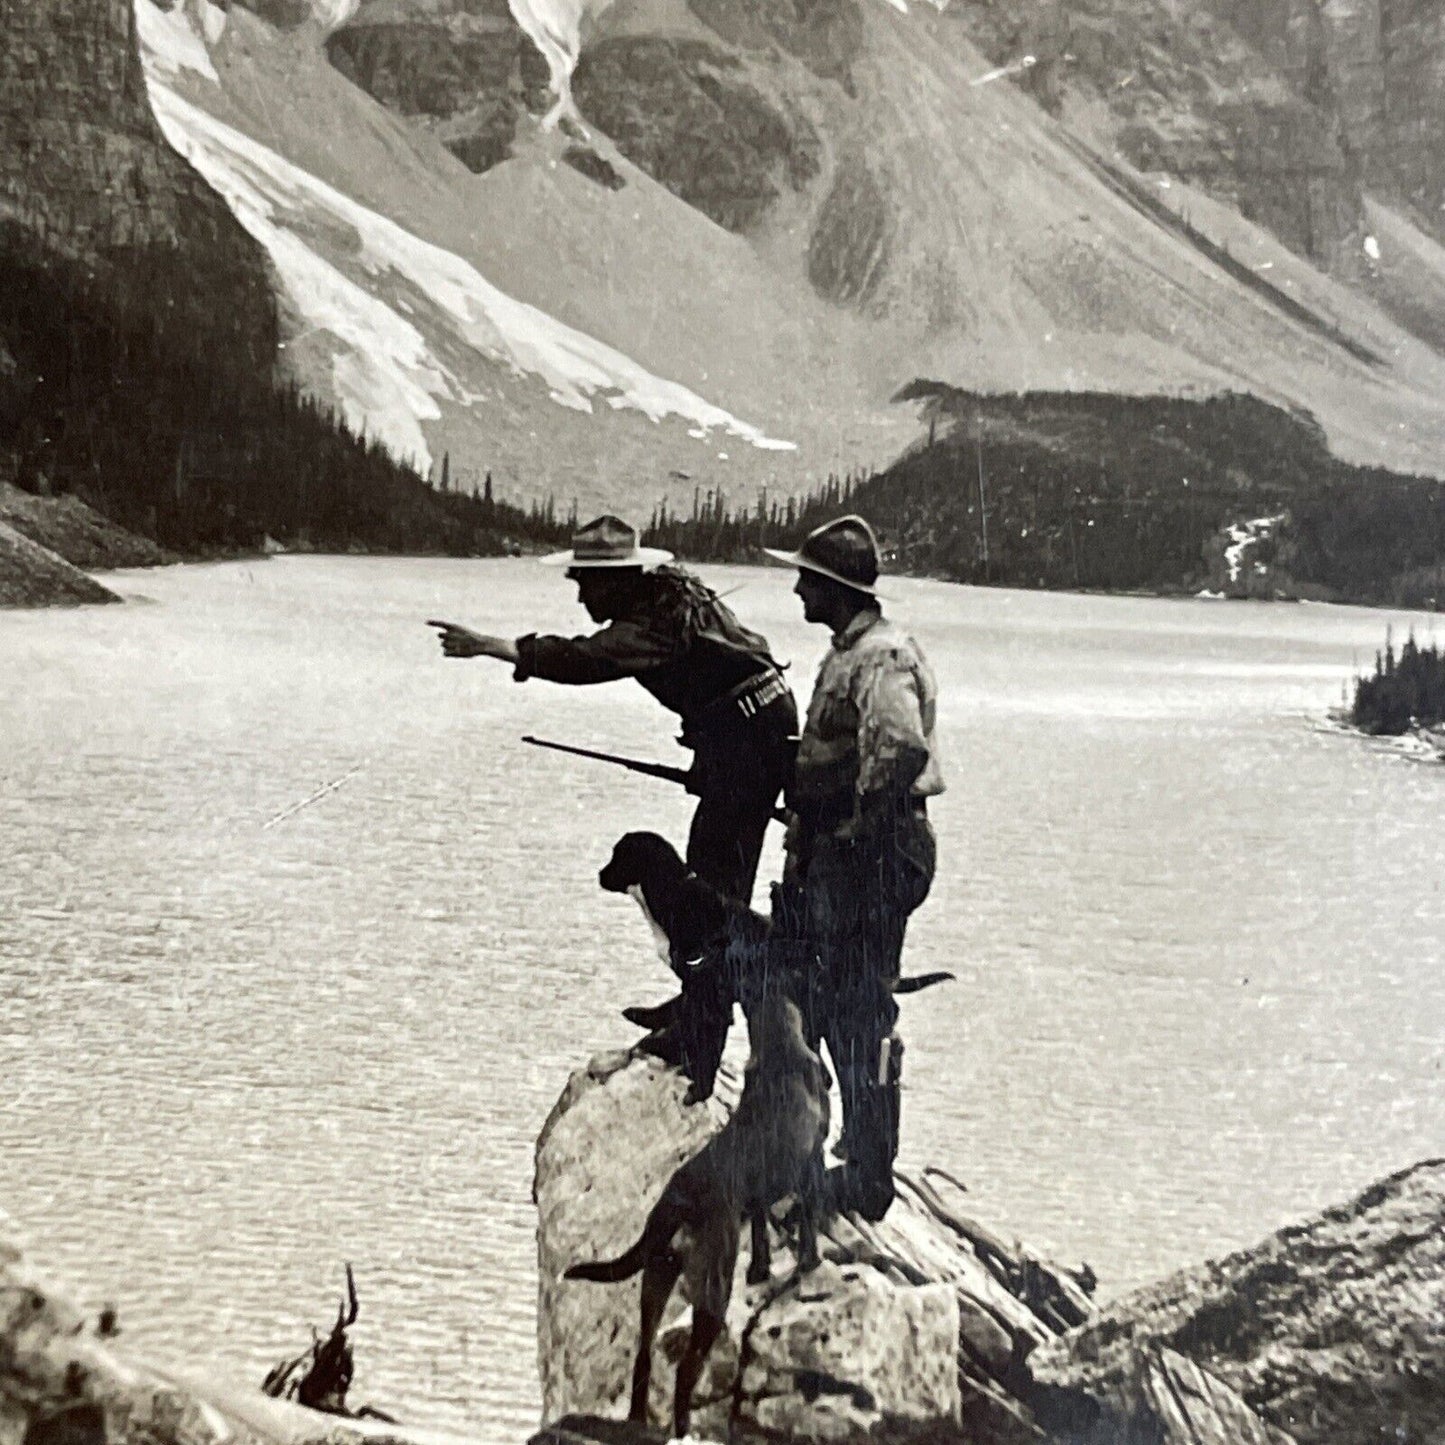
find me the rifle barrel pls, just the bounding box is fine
[521,735,789,826]
[521,735,691,785]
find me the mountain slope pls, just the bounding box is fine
[137,0,1445,515]
[140,2,892,510]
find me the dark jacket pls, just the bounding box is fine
[513,565,790,744]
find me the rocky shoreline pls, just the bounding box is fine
[1318,710,1445,765]
[0,520,120,607]
[4,1052,1443,1445]
[0,483,171,607]
[532,1049,1445,1445]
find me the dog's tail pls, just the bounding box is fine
[564,1235,649,1284]
[893,970,956,995]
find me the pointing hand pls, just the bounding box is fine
[426,621,519,664]
[428,620,488,658]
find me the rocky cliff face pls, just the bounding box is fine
[0,0,275,372]
[948,0,1369,276]
[325,0,552,173]
[129,0,1445,505]
[948,0,1445,296]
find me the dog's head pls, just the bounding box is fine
[598,831,689,895]
[750,993,821,1076]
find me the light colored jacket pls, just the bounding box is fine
[790,609,945,845]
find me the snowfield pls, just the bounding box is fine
[137,1,795,474]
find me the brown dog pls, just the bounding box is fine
[564,992,829,1439]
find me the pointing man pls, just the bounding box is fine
[429,514,798,1098]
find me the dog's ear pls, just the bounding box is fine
[647,833,689,878]
[598,838,632,892]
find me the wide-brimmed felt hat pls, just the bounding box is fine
[540,514,673,569]
[764,514,882,597]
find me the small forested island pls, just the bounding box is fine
[1350,631,1445,738]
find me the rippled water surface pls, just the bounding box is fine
[3,558,1444,1438]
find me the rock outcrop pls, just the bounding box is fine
[325,0,552,174]
[534,1048,1445,1445]
[571,38,822,234]
[1030,1158,1445,1445]
[950,0,1445,306]
[0,1209,474,1445]
[0,482,170,572]
[0,522,119,607]
[534,1047,1094,1444]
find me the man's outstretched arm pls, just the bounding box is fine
[428,617,679,683]
[427,620,519,664]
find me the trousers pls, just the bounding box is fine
[791,809,935,1220]
[664,694,797,1096]
[684,693,797,903]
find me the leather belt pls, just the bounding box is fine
[697,668,789,726]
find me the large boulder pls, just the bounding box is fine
[534,1049,722,1428]
[0,520,118,606]
[532,1047,1092,1444]
[537,1046,1445,1445]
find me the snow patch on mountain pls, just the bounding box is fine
[143,82,794,471]
[506,0,613,120]
[135,0,223,83]
[311,0,361,27]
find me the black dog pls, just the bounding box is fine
[565,993,829,1439]
[599,831,773,1103]
[601,831,955,1102]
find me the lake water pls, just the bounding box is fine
[3,557,1443,1439]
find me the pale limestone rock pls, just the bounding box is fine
[737,1262,959,1441]
[534,1049,1036,1444]
[534,1049,723,1425]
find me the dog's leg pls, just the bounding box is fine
[630,1254,680,1425]
[622,995,682,1032]
[677,963,731,1105]
[745,1208,771,1286]
[672,1308,725,1440]
[795,1159,825,1275]
[673,1216,738,1437]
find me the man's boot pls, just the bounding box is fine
[833,1033,903,1223]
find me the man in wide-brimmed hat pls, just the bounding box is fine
[429,515,798,1099]
[765,514,944,1221]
